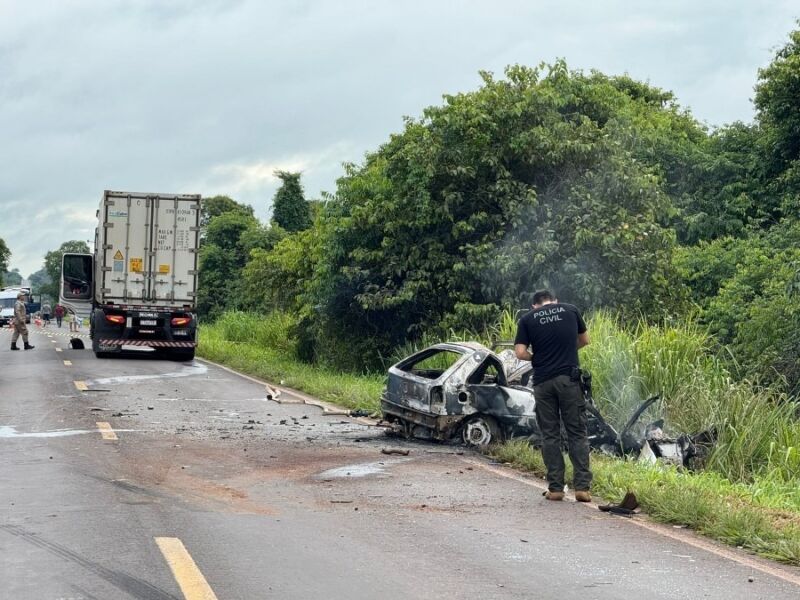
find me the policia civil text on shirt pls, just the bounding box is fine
[514,290,590,502]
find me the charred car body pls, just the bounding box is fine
[381,342,713,466]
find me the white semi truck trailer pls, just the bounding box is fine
[60,190,202,359]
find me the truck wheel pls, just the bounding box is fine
[91,336,110,358]
[462,415,503,447]
[171,349,195,362]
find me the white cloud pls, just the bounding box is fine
[1,0,798,275]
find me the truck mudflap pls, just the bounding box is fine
[97,339,196,348]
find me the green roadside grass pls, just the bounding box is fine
[197,311,800,566]
[197,323,384,412]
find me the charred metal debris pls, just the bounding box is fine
[380,342,715,467]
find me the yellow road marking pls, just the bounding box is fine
[55,347,62,352]
[74,381,88,391]
[155,537,218,600]
[96,422,118,440]
[63,360,72,366]
[51,340,56,343]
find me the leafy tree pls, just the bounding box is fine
[27,268,50,296]
[313,63,689,368]
[271,171,311,232]
[3,268,22,287]
[242,225,320,361]
[200,195,254,230]
[41,241,90,303]
[755,24,800,175]
[671,123,767,243]
[197,210,284,320]
[698,223,800,393]
[0,238,10,287]
[749,22,800,221]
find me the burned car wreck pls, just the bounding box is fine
[380,342,714,466]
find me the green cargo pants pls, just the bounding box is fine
[534,374,592,492]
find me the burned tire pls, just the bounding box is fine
[462,415,503,447]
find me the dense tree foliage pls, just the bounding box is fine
[308,63,694,367]
[27,268,50,296]
[202,23,800,388]
[3,269,22,287]
[200,195,254,229]
[197,198,283,320]
[0,239,10,287]
[271,171,311,232]
[674,23,800,393]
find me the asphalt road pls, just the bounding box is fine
[2,325,800,600]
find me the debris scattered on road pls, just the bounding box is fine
[748,576,755,583]
[349,409,372,418]
[330,499,354,504]
[147,406,154,410]
[381,448,410,456]
[599,492,639,516]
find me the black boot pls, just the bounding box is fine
[23,342,34,350]
[10,343,19,350]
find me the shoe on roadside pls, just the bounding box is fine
[23,343,35,350]
[575,491,592,502]
[544,490,565,501]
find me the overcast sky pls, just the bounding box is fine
[1,0,797,276]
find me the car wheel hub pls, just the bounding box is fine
[463,419,492,446]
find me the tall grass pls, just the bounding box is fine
[200,307,800,564]
[198,311,384,412]
[578,311,800,485]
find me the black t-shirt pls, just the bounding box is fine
[514,303,587,385]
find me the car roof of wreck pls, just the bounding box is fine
[405,341,493,357]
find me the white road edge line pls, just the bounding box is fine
[461,456,800,588]
[195,357,374,426]
[196,356,800,587]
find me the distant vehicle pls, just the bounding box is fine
[0,286,35,325]
[60,190,201,360]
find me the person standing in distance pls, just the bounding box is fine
[10,292,35,351]
[514,290,591,502]
[42,301,52,328]
[54,304,65,328]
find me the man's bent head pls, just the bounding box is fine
[532,289,556,308]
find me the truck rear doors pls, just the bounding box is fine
[100,192,201,306]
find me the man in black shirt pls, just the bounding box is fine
[514,290,591,502]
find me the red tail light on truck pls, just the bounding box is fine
[171,316,192,327]
[105,314,125,325]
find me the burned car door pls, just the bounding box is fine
[384,346,467,414]
[459,354,537,427]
